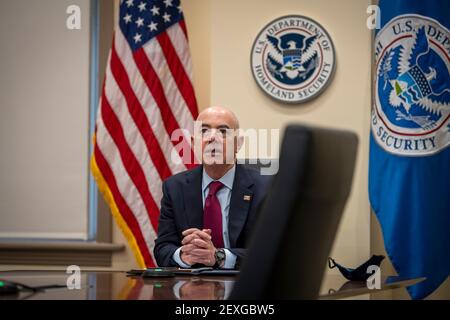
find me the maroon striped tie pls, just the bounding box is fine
[203,181,225,248]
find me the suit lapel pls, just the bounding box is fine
[183,165,204,229]
[182,164,255,246]
[228,164,254,247]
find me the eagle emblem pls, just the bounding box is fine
[251,15,336,104]
[378,26,450,130]
[266,34,319,83]
[373,15,450,155]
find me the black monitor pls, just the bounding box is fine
[230,124,358,299]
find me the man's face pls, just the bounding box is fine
[193,109,240,165]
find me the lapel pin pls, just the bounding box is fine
[243,195,251,201]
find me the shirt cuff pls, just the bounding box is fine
[173,247,191,268]
[222,249,237,269]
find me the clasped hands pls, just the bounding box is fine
[180,228,217,267]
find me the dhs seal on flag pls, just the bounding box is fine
[251,15,336,104]
[373,15,450,156]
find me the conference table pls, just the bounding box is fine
[0,269,423,300]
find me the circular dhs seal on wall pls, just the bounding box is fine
[251,15,336,104]
[373,15,450,156]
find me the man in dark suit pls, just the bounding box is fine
[154,106,270,269]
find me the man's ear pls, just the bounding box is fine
[235,133,244,153]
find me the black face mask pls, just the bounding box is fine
[328,255,385,282]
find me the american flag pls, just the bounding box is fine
[91,0,198,268]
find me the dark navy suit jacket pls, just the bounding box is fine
[154,164,270,268]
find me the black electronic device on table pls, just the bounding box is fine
[141,268,175,278]
[0,280,20,295]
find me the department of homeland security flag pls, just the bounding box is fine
[369,0,450,299]
[91,0,198,268]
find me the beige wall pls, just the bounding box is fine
[112,0,373,274]
[0,0,91,240]
[111,0,374,272]
[3,0,447,300]
[112,0,374,288]
[0,0,374,287]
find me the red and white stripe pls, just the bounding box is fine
[94,16,198,267]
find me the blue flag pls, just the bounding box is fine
[369,0,450,299]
